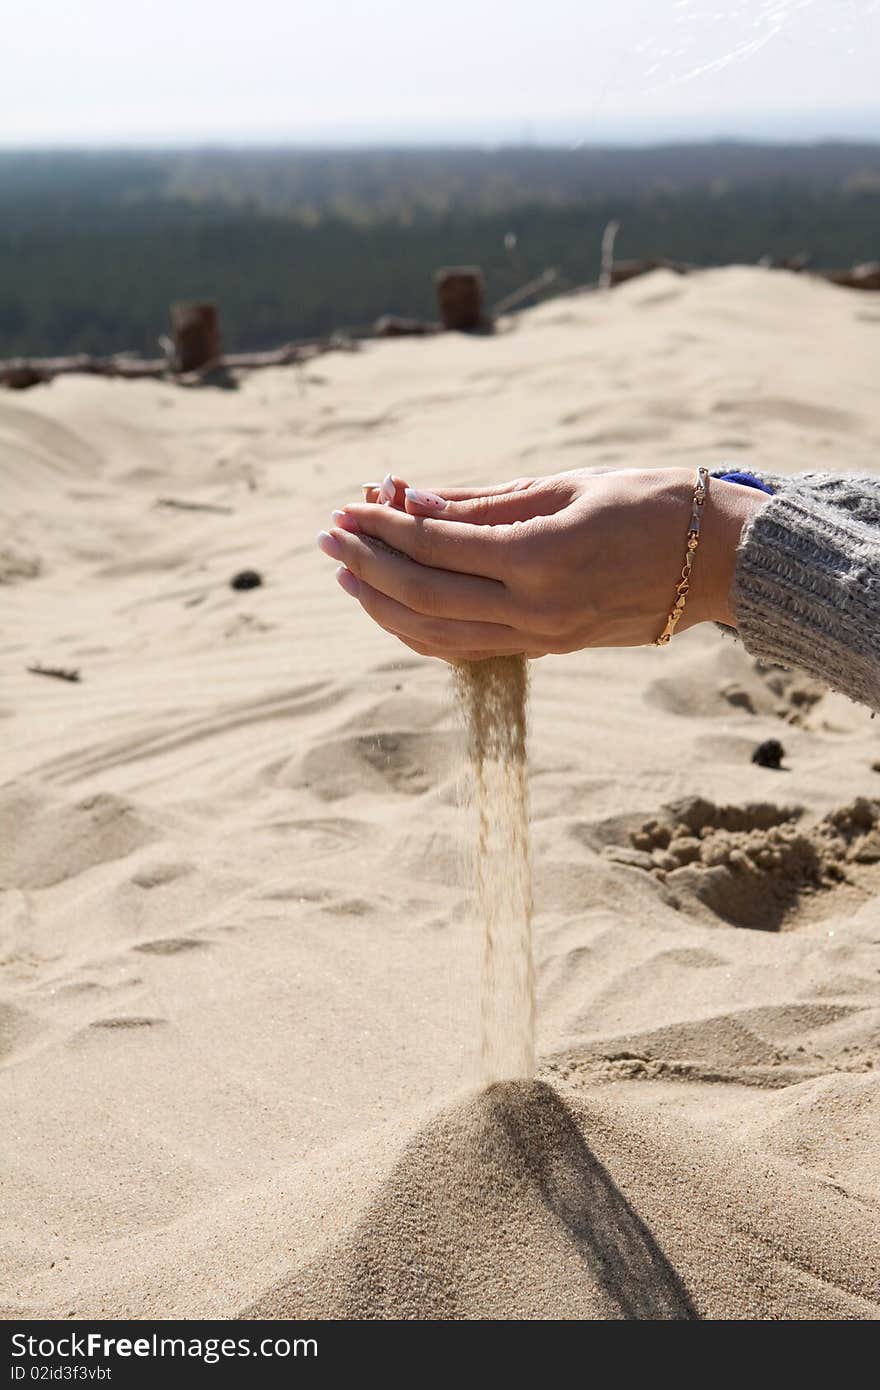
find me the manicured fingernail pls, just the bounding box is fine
[405,488,447,510]
[332,509,360,533]
[336,565,360,597]
[317,530,343,560]
[378,473,396,504]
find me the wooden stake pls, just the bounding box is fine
[435,267,486,331]
[170,302,222,372]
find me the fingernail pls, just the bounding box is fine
[336,565,360,597]
[405,488,447,510]
[317,530,343,560]
[332,509,360,533]
[378,473,396,504]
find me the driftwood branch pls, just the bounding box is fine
[1,355,167,390]
[27,663,81,683]
[0,337,358,391]
[491,268,559,317]
[373,315,439,338]
[818,260,880,291]
[759,251,812,271]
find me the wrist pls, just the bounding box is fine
[699,479,771,628]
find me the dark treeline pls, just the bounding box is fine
[1,145,879,358]
[4,143,878,217]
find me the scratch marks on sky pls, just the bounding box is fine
[638,0,879,90]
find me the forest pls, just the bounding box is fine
[1,143,878,358]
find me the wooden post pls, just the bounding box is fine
[170,302,222,372]
[434,267,485,331]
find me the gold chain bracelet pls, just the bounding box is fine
[654,466,710,647]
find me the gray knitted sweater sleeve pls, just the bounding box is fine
[730,473,880,713]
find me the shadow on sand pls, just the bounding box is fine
[491,1080,698,1319]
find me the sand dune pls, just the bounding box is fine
[1,267,879,1319]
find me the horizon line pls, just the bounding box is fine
[2,134,880,155]
[1,105,878,153]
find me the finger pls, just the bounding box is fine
[333,503,513,581]
[320,527,513,623]
[412,478,533,501]
[382,631,451,662]
[358,475,405,508]
[361,474,408,508]
[390,632,543,662]
[387,634,506,663]
[361,477,515,508]
[412,468,616,504]
[336,567,525,654]
[403,485,563,525]
[371,612,546,663]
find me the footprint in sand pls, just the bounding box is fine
[748,661,826,725]
[0,786,156,890]
[293,729,461,801]
[647,649,826,727]
[0,1002,42,1063]
[0,543,41,584]
[603,795,880,931]
[257,817,374,859]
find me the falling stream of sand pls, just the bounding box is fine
[453,656,535,1083]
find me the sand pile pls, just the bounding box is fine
[247,1081,697,1320]
[247,1079,880,1319]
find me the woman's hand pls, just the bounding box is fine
[318,468,769,662]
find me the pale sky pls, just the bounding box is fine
[2,0,879,146]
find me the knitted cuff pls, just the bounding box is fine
[731,477,880,712]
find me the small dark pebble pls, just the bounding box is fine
[230,569,263,591]
[872,761,880,774]
[752,738,785,769]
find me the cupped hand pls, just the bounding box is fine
[318,468,768,662]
